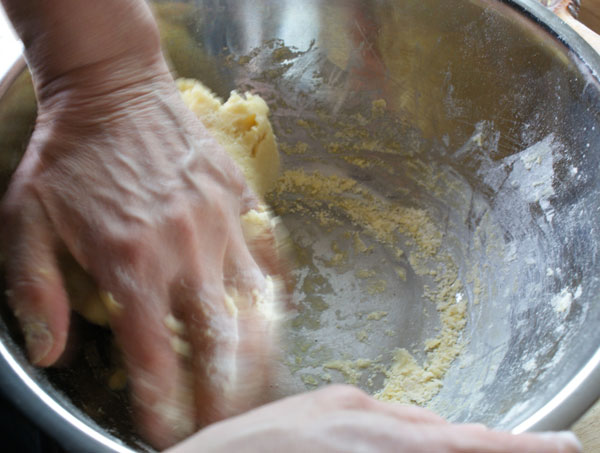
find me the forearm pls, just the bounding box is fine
[1,0,167,102]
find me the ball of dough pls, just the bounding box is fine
[176,78,280,198]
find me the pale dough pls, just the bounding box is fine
[176,78,279,198]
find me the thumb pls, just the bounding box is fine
[2,194,70,366]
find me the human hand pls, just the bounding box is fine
[169,385,582,453]
[0,52,283,448]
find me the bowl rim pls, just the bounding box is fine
[0,0,599,451]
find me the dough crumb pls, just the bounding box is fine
[366,311,388,321]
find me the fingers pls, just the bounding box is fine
[226,227,285,399]
[321,386,579,452]
[239,204,294,302]
[440,424,582,453]
[311,385,447,425]
[105,282,195,449]
[175,268,242,427]
[223,224,267,297]
[239,186,282,273]
[1,193,70,366]
[177,238,279,426]
[311,387,581,452]
[371,401,448,425]
[172,205,248,425]
[240,182,261,215]
[337,387,447,425]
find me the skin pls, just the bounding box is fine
[0,1,583,452]
[170,386,582,453]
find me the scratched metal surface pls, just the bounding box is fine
[0,1,599,451]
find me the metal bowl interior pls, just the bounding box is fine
[0,0,599,451]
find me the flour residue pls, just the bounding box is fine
[269,167,467,405]
[504,134,559,223]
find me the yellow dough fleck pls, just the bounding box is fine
[164,313,187,336]
[366,311,388,321]
[323,358,373,385]
[100,291,123,317]
[356,330,369,343]
[170,336,193,358]
[356,269,376,279]
[108,368,128,391]
[371,98,387,117]
[375,349,439,405]
[223,293,239,318]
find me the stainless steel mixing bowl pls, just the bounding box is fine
[1,0,599,451]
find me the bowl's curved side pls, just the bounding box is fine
[505,0,600,434]
[0,0,599,451]
[0,323,135,453]
[512,346,600,432]
[489,0,600,432]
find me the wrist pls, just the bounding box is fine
[36,53,173,115]
[2,0,165,102]
[32,61,180,146]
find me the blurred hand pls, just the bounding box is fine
[170,385,582,453]
[0,55,281,448]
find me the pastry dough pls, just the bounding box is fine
[176,78,279,198]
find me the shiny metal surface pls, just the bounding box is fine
[1,0,599,451]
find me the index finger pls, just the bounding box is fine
[431,424,582,453]
[102,279,195,449]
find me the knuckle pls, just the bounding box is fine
[228,167,247,198]
[167,209,196,239]
[215,148,245,188]
[106,234,151,270]
[194,183,226,214]
[132,344,168,373]
[8,280,46,312]
[322,384,371,409]
[213,153,247,199]
[241,184,259,212]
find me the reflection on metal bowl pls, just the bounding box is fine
[0,0,599,451]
